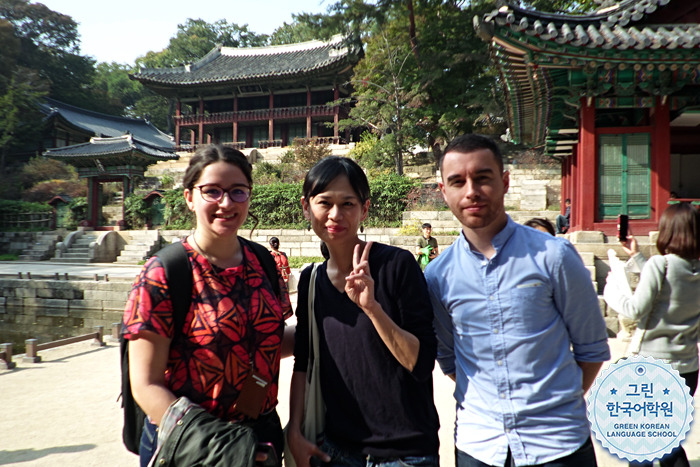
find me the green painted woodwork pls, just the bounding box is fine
[599,133,650,219]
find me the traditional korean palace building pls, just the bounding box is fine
[41,98,176,228]
[476,0,700,235]
[132,35,362,150]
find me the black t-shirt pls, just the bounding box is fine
[293,242,440,458]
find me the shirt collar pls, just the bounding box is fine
[459,215,516,257]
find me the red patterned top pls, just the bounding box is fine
[122,239,292,421]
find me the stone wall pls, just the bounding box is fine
[0,277,132,351]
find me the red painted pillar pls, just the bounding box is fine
[198,99,205,146]
[269,93,274,142]
[175,101,181,146]
[306,89,312,139]
[233,95,238,143]
[333,86,340,139]
[578,100,596,231]
[651,98,670,223]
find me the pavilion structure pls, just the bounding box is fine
[131,35,362,150]
[476,0,700,235]
[41,99,176,228]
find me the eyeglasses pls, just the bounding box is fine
[195,184,251,203]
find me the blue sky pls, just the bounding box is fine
[38,0,331,64]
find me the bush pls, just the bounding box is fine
[349,131,393,170]
[124,193,148,229]
[248,182,305,229]
[292,138,332,170]
[0,199,53,214]
[162,188,194,229]
[367,173,419,226]
[19,157,76,189]
[66,197,88,228]
[22,179,86,202]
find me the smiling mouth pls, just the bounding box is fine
[214,213,237,220]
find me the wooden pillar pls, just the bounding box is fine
[190,129,196,147]
[198,98,205,146]
[233,95,238,143]
[306,88,312,139]
[333,86,340,139]
[651,97,671,223]
[269,92,274,141]
[577,99,596,231]
[88,178,101,227]
[175,100,181,146]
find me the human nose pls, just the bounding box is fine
[218,191,235,206]
[464,178,479,199]
[328,204,342,220]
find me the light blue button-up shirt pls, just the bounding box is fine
[425,217,610,466]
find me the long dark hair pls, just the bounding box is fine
[656,203,700,260]
[183,144,258,233]
[302,156,370,203]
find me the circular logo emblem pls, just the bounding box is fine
[587,355,694,462]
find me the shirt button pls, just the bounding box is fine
[506,428,511,433]
[497,360,503,366]
[500,393,506,399]
[482,261,487,266]
[489,295,495,301]
[493,328,499,334]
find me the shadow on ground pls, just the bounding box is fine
[0,444,96,465]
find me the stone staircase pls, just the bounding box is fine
[17,233,63,261]
[116,230,161,264]
[50,231,99,263]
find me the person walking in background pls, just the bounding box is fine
[604,202,700,467]
[415,222,439,270]
[269,236,291,283]
[524,217,556,236]
[287,156,440,467]
[122,145,292,466]
[425,134,610,467]
[556,198,571,234]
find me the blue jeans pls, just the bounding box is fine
[456,437,597,467]
[139,418,158,467]
[319,438,439,467]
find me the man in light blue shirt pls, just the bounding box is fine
[425,134,610,467]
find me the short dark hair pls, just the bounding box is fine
[302,156,370,203]
[422,223,432,229]
[565,198,571,204]
[656,202,700,259]
[439,134,503,172]
[524,218,556,236]
[269,237,279,248]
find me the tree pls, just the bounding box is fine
[136,18,269,68]
[0,71,47,176]
[269,12,337,45]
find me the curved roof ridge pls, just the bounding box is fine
[220,34,345,57]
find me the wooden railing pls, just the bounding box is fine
[174,104,337,126]
[0,212,52,230]
[22,326,106,363]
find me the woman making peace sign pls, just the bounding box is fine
[286,156,440,467]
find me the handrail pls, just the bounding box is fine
[23,326,105,363]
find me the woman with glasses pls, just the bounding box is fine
[122,145,292,466]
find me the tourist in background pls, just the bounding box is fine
[287,156,440,467]
[604,202,700,467]
[123,145,292,466]
[415,222,439,270]
[269,236,291,283]
[556,198,571,234]
[524,217,556,236]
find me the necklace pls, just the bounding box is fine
[190,232,241,269]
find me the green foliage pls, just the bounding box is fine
[160,174,174,189]
[162,188,194,229]
[366,173,419,226]
[349,131,393,170]
[291,138,333,170]
[65,197,87,227]
[252,162,283,185]
[398,220,422,236]
[0,253,18,260]
[248,183,305,228]
[19,157,76,189]
[0,199,52,214]
[288,256,325,268]
[23,179,86,202]
[269,12,336,45]
[123,192,148,229]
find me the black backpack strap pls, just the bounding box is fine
[239,237,281,299]
[155,241,193,337]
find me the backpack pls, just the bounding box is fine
[120,238,281,454]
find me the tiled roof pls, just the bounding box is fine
[481,1,700,50]
[476,0,700,153]
[132,35,361,87]
[40,98,174,149]
[44,135,178,167]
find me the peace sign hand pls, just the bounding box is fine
[345,241,378,314]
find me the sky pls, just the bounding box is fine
[37,0,332,65]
